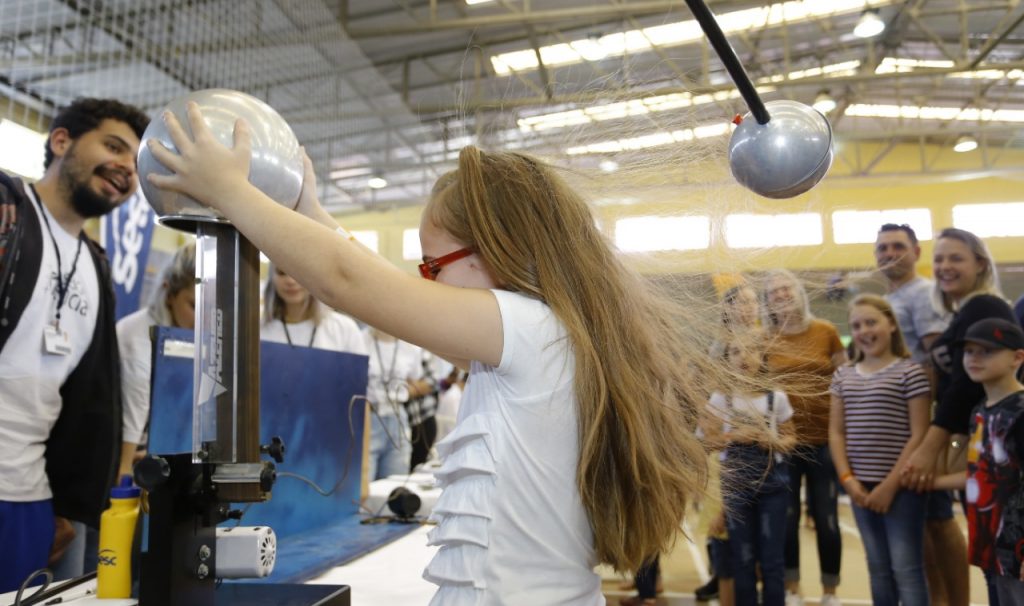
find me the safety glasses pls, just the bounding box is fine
[418,247,473,280]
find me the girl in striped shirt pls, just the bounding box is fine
[828,294,932,606]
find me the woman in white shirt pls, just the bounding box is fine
[261,263,365,355]
[362,327,431,480]
[116,242,196,478]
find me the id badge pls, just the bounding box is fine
[43,324,72,356]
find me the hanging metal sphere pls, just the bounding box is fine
[728,99,834,199]
[137,89,303,232]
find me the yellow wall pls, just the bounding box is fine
[333,142,1024,276]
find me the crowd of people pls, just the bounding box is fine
[1,94,1023,606]
[648,223,1023,606]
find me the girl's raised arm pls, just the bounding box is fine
[146,104,503,366]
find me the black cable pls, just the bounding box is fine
[10,569,96,606]
[10,568,50,606]
[264,393,422,523]
[684,0,771,124]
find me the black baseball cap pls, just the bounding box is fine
[959,318,1024,351]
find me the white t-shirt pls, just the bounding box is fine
[362,329,423,418]
[261,311,367,356]
[0,185,98,501]
[886,277,949,365]
[423,290,602,606]
[707,390,794,435]
[116,307,159,444]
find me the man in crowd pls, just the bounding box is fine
[874,222,969,606]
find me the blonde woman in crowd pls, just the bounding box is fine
[261,263,365,355]
[116,242,197,479]
[903,227,1018,605]
[761,269,846,606]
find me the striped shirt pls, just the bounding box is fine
[829,358,930,482]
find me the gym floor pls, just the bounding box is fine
[599,496,990,605]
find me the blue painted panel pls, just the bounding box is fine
[147,327,417,582]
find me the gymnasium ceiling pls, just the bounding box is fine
[3,0,1024,213]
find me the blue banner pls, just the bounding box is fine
[101,191,155,321]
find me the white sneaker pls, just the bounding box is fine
[819,595,841,606]
[785,592,804,606]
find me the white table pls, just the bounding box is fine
[1,479,442,605]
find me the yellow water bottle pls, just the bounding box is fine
[97,475,141,598]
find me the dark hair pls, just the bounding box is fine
[878,223,919,246]
[45,98,150,168]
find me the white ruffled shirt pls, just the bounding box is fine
[423,290,603,605]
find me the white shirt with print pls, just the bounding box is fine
[0,185,98,501]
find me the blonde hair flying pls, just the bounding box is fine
[427,146,709,571]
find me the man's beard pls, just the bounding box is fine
[59,145,123,218]
[881,264,910,282]
[69,183,119,218]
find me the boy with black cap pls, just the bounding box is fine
[934,317,1024,603]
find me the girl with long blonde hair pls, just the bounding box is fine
[147,110,710,604]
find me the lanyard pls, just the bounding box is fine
[30,185,84,329]
[282,320,317,347]
[370,335,397,388]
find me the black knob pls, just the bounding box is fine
[259,464,277,493]
[134,455,171,491]
[260,436,286,464]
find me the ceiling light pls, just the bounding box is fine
[465,0,494,4]
[599,159,619,173]
[875,57,953,74]
[812,91,837,114]
[566,122,730,155]
[953,136,978,153]
[367,176,388,189]
[846,104,1024,123]
[0,119,46,179]
[490,0,894,75]
[572,33,608,62]
[853,10,885,38]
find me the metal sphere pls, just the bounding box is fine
[728,99,834,199]
[137,89,303,231]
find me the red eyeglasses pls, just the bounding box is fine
[418,247,473,280]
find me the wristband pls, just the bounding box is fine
[839,471,855,484]
[335,226,356,241]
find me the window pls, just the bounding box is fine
[402,229,422,261]
[952,203,1024,237]
[351,230,379,253]
[0,119,46,180]
[614,216,710,252]
[725,213,822,248]
[831,208,932,244]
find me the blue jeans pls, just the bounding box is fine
[368,412,412,481]
[725,484,789,606]
[784,444,841,586]
[711,537,733,578]
[50,520,87,580]
[996,575,1024,604]
[851,487,929,606]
